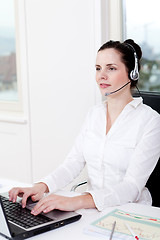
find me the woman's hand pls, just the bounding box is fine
[31,193,95,215]
[8,182,49,208]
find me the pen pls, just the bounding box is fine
[109,221,116,240]
[124,222,139,240]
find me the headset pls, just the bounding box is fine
[125,43,139,81]
[105,43,140,96]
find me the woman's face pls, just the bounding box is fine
[95,48,130,97]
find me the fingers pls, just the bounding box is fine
[8,184,48,210]
[31,194,75,215]
[31,192,43,202]
[31,197,54,215]
[9,187,35,208]
[9,187,24,203]
[21,192,31,208]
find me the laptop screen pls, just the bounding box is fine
[0,197,12,239]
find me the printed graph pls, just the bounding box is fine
[91,209,160,240]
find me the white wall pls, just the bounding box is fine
[0,0,32,183]
[0,0,103,186]
[25,0,99,182]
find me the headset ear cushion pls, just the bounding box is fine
[130,70,139,81]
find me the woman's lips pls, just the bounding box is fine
[100,83,111,89]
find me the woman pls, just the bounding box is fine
[9,39,160,214]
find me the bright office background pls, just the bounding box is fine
[124,0,160,92]
[0,0,160,103]
[0,0,160,184]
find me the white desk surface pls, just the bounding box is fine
[0,179,160,240]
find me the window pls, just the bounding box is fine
[0,0,18,102]
[124,0,160,92]
[0,0,24,115]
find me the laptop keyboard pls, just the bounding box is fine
[1,196,53,229]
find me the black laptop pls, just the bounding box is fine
[0,193,81,240]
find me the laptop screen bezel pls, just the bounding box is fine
[0,196,13,239]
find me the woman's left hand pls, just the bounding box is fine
[31,193,95,215]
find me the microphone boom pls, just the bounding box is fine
[105,81,131,96]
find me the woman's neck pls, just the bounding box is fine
[105,93,133,134]
[107,95,133,113]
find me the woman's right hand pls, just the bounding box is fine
[8,182,49,208]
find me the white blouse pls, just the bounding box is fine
[42,97,160,211]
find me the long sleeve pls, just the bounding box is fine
[41,142,85,193]
[41,98,160,212]
[86,113,160,211]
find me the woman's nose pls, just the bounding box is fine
[100,69,108,80]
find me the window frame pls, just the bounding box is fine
[0,0,29,124]
[0,0,23,113]
[107,0,124,41]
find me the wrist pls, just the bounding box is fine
[74,194,96,210]
[36,182,49,193]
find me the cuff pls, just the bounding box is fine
[85,188,120,211]
[39,175,58,193]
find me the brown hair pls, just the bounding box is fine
[98,39,142,87]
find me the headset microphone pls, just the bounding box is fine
[105,81,131,96]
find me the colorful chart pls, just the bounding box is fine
[90,209,160,240]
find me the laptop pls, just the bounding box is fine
[0,192,82,239]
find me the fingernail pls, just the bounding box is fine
[22,205,25,208]
[31,210,37,215]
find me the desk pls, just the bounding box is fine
[0,179,160,240]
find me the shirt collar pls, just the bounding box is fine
[103,97,143,109]
[129,97,143,108]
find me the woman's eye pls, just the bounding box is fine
[96,67,101,71]
[109,67,116,71]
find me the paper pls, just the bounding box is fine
[84,209,160,240]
